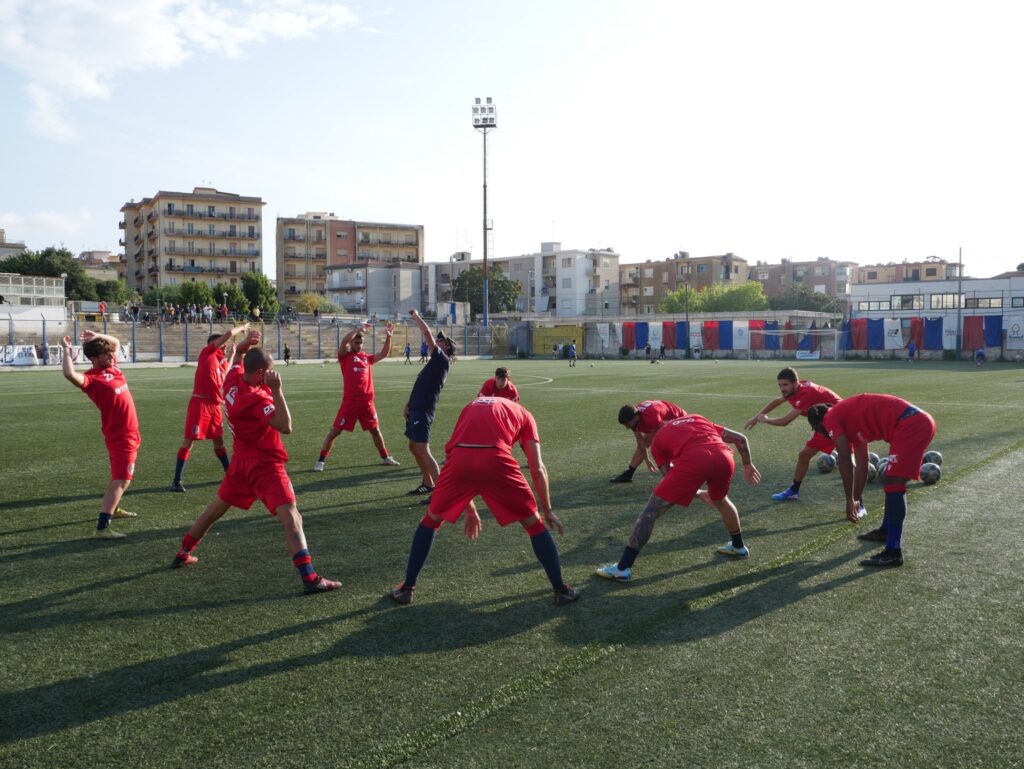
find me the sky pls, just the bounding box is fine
[2,0,1023,280]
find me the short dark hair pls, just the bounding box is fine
[243,347,272,375]
[806,403,831,432]
[437,332,456,356]
[83,337,116,359]
[618,405,638,425]
[207,334,221,345]
[495,367,510,378]
[777,367,799,383]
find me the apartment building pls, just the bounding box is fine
[76,250,122,282]
[120,187,265,295]
[620,252,749,315]
[277,214,424,303]
[750,256,856,300]
[0,229,27,259]
[855,258,961,284]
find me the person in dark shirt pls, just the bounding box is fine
[405,309,455,495]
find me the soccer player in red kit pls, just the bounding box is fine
[389,397,580,607]
[172,333,340,594]
[477,367,519,402]
[744,367,856,511]
[313,321,399,471]
[808,394,936,567]
[60,330,140,539]
[596,413,761,580]
[171,321,250,492]
[609,400,687,483]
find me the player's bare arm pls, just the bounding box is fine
[522,440,562,534]
[461,500,482,541]
[744,396,786,429]
[264,370,293,434]
[211,322,250,349]
[409,309,436,353]
[60,335,85,388]
[378,321,395,359]
[80,329,120,357]
[339,322,371,356]
[831,433,860,522]
[722,428,762,484]
[759,407,802,428]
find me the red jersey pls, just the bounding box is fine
[822,393,913,448]
[81,366,139,440]
[338,350,378,403]
[223,365,287,462]
[633,400,687,435]
[785,380,840,415]
[650,414,729,467]
[444,398,540,455]
[478,377,520,402]
[192,343,228,402]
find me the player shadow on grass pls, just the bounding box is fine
[0,481,223,513]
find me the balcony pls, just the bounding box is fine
[164,209,259,221]
[148,265,159,275]
[118,239,126,247]
[134,233,142,244]
[283,234,306,241]
[146,210,156,222]
[133,216,141,227]
[147,229,157,240]
[167,226,259,239]
[118,221,126,229]
[165,261,229,275]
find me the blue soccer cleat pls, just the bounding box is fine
[595,563,633,581]
[771,488,800,502]
[717,543,750,558]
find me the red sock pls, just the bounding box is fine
[176,533,201,559]
[214,447,228,458]
[177,447,191,461]
[378,448,389,458]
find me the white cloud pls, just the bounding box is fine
[0,209,95,246]
[0,0,356,141]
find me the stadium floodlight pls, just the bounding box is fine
[472,97,497,326]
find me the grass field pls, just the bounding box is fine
[2,357,1022,769]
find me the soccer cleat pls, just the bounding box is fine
[171,554,198,568]
[595,563,633,581]
[609,473,633,483]
[304,577,342,594]
[771,489,800,502]
[382,456,401,466]
[409,484,434,495]
[553,584,581,606]
[170,480,186,493]
[312,461,325,472]
[857,527,888,542]
[112,505,137,518]
[717,543,750,558]
[389,583,415,605]
[419,496,432,506]
[93,527,126,540]
[860,549,903,568]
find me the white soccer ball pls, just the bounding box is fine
[589,363,595,367]
[920,462,941,484]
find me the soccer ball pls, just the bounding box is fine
[920,462,941,484]
[923,450,942,466]
[868,452,880,468]
[831,449,839,460]
[817,453,836,473]
[866,463,878,482]
[875,457,890,482]
[590,363,595,368]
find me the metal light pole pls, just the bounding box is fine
[528,268,534,315]
[472,97,497,326]
[955,246,963,360]
[684,280,692,359]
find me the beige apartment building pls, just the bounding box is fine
[620,252,748,315]
[76,250,122,283]
[750,257,856,300]
[855,258,961,284]
[277,213,424,303]
[120,187,265,296]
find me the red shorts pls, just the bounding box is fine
[333,400,379,432]
[804,431,835,454]
[184,397,224,440]
[429,448,537,527]
[106,432,141,481]
[217,455,296,514]
[884,411,937,481]
[653,446,735,506]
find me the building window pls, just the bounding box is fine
[247,244,255,256]
[166,203,175,214]
[661,273,669,283]
[965,297,1002,309]
[562,278,572,289]
[186,204,194,216]
[643,286,654,296]
[337,232,348,239]
[208,224,215,236]
[186,223,194,235]
[247,207,254,219]
[513,263,521,272]
[248,225,255,237]
[867,271,878,280]
[930,293,962,309]
[208,205,215,216]
[644,304,654,314]
[1012,297,1024,308]
[857,300,891,311]
[697,264,707,274]
[561,258,573,268]
[926,267,937,277]
[891,294,924,310]
[643,268,654,278]
[169,240,176,250]
[287,228,295,240]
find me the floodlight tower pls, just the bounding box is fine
[472,97,497,326]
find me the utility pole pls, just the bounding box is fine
[472,97,497,326]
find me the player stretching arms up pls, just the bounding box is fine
[596,413,761,580]
[745,367,860,515]
[609,400,687,483]
[389,397,579,606]
[60,330,140,539]
[171,322,249,492]
[808,394,936,567]
[172,332,340,594]
[313,321,400,471]
[404,309,455,495]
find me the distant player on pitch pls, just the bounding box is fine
[478,366,520,402]
[807,394,936,567]
[596,412,761,581]
[609,400,687,483]
[172,331,340,594]
[171,321,249,492]
[404,309,455,495]
[389,397,579,606]
[60,330,140,539]
[313,321,400,471]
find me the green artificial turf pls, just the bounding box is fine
[1,358,1021,768]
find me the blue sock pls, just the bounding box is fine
[173,457,186,483]
[97,512,112,530]
[216,450,229,470]
[404,524,436,588]
[530,530,565,590]
[618,546,640,570]
[884,491,907,550]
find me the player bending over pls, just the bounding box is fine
[609,400,687,483]
[172,334,340,593]
[389,397,579,606]
[60,330,140,539]
[477,366,519,402]
[596,413,761,581]
[807,394,936,568]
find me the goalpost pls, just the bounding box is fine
[745,327,842,360]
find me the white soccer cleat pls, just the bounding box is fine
[856,503,868,519]
[313,461,325,472]
[382,456,401,466]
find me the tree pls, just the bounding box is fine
[95,279,132,306]
[295,292,323,313]
[213,282,250,315]
[451,266,520,318]
[0,246,97,300]
[240,272,279,316]
[768,284,843,313]
[142,285,181,308]
[661,281,769,314]
[1017,262,1024,272]
[178,281,215,307]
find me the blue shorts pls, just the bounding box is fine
[404,409,434,443]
